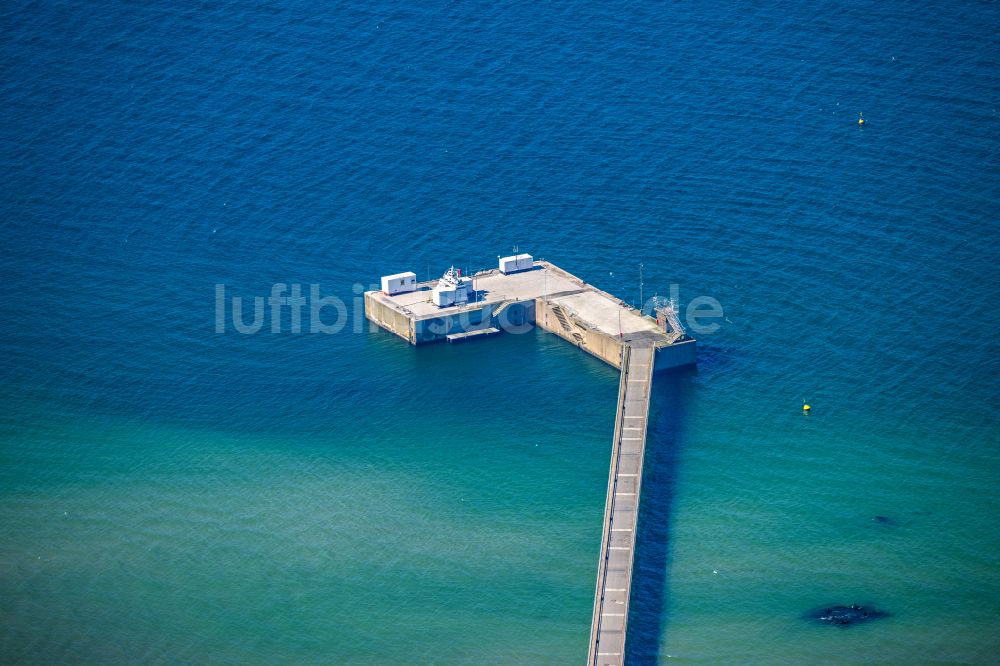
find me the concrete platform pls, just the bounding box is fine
[365,260,697,370]
[366,263,581,319]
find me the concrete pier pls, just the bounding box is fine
[587,344,654,665]
[365,258,694,662]
[364,260,696,371]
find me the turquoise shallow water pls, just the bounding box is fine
[2,0,999,663]
[2,333,620,663]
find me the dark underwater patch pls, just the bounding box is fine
[803,604,889,627]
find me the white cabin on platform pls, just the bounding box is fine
[499,253,533,274]
[380,271,417,296]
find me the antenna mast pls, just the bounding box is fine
[639,262,644,313]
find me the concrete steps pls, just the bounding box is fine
[551,304,586,345]
[492,301,511,320]
[551,304,572,331]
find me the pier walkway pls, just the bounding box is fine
[366,258,696,660]
[587,344,654,666]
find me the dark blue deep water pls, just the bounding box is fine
[2,1,998,663]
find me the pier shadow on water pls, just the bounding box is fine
[624,367,695,664]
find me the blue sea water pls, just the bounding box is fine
[2,0,999,663]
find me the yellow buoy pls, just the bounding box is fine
[803,404,811,412]
[858,112,865,125]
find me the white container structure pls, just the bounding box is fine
[381,271,417,295]
[499,255,519,274]
[499,253,533,274]
[432,267,474,307]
